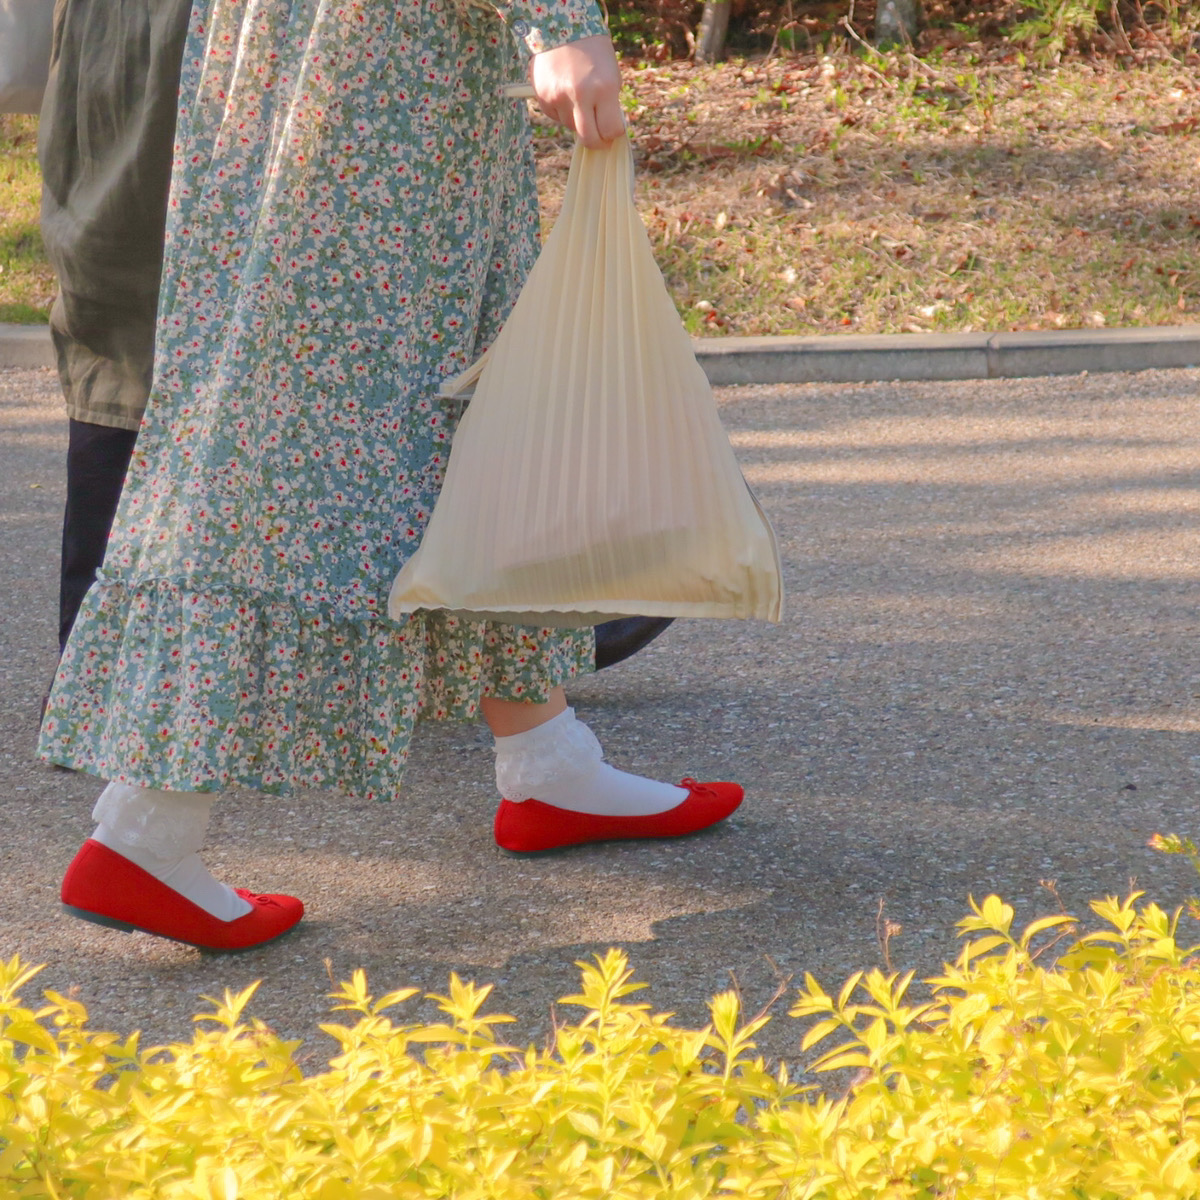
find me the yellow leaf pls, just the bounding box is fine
[800,1018,843,1052]
[978,895,1014,934]
[5,1020,59,1054]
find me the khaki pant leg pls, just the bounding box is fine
[38,0,192,431]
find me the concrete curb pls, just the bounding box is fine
[694,324,1200,386]
[0,324,54,370]
[5,321,1200,385]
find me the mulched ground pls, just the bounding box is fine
[5,43,1200,337]
[535,50,1200,336]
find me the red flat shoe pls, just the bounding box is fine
[494,778,743,854]
[61,839,304,952]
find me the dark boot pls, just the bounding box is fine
[593,617,674,671]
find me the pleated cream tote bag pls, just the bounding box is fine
[388,134,783,627]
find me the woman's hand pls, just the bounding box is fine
[529,35,623,149]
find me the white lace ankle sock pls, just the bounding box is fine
[493,708,687,816]
[90,783,252,922]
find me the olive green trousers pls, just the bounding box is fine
[38,0,191,430]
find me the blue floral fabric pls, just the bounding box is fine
[39,0,608,800]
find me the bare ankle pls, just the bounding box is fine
[481,686,568,737]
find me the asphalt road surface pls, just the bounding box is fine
[4,363,1199,1068]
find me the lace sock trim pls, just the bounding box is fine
[493,707,604,802]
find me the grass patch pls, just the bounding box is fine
[0,115,52,324]
[5,56,1200,337]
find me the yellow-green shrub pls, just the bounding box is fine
[3,893,1200,1198]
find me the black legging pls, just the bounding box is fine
[59,419,138,652]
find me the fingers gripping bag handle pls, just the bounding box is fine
[388,134,783,627]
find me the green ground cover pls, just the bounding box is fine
[0,116,51,324]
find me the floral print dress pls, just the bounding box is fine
[39,0,608,800]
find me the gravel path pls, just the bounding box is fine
[3,363,1199,1066]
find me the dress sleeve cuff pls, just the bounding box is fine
[496,0,610,61]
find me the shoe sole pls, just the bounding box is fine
[494,818,733,857]
[62,903,300,954]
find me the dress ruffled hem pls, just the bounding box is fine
[39,579,594,800]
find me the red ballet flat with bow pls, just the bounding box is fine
[61,839,304,952]
[494,778,743,854]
